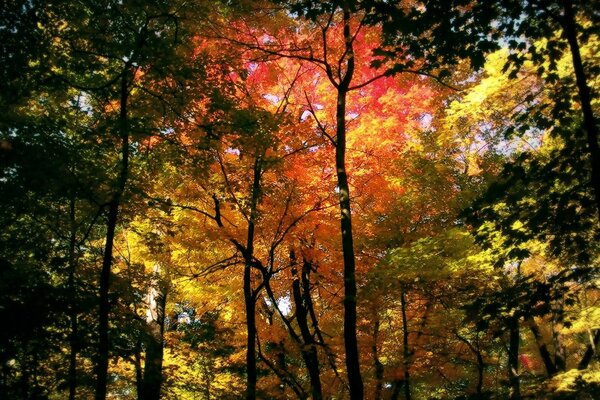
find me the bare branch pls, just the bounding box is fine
[304,91,336,146]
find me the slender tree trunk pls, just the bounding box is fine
[67,195,78,400]
[526,317,558,376]
[336,9,363,398]
[476,346,484,395]
[454,332,485,395]
[95,70,130,400]
[578,329,600,370]
[141,266,167,400]
[400,285,411,400]
[291,256,323,400]
[507,317,521,400]
[561,0,600,221]
[244,265,257,400]
[373,317,384,400]
[244,158,262,400]
[302,258,341,382]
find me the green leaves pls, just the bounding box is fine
[467,122,599,265]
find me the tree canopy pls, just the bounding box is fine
[1,0,598,399]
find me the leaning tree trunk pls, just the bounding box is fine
[526,317,558,376]
[95,69,130,400]
[578,329,600,370]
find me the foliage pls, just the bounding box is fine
[1,0,599,399]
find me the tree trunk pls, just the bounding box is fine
[507,317,521,400]
[578,329,600,370]
[244,265,257,400]
[141,265,167,400]
[244,158,262,400]
[291,256,323,400]
[337,8,363,399]
[561,0,600,221]
[400,285,411,400]
[293,264,322,399]
[455,331,486,395]
[95,70,130,400]
[476,345,484,396]
[526,317,558,376]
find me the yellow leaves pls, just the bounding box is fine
[442,50,515,137]
[543,366,600,396]
[385,228,492,281]
[564,307,600,334]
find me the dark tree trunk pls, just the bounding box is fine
[578,329,600,370]
[244,158,262,400]
[507,317,521,400]
[141,270,167,400]
[244,265,257,400]
[455,331,486,395]
[561,0,600,221]
[526,317,558,376]
[476,347,484,395]
[291,256,322,400]
[337,8,363,399]
[95,70,130,400]
[400,286,411,400]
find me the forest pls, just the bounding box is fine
[1,0,599,399]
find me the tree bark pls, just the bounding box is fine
[578,329,600,370]
[95,70,130,400]
[141,266,167,400]
[561,0,600,221]
[290,255,323,399]
[244,158,262,400]
[337,8,363,399]
[526,317,558,376]
[244,268,257,400]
